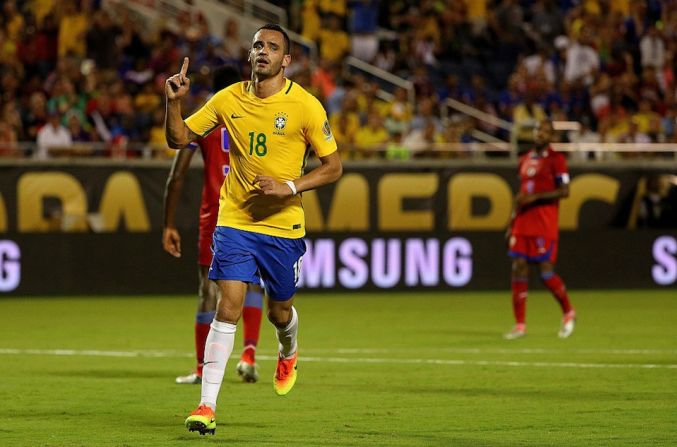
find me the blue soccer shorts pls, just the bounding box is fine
[208,226,306,301]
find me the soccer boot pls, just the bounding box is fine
[558,310,576,338]
[503,324,526,340]
[185,404,216,435]
[236,346,259,383]
[273,352,298,396]
[175,372,201,384]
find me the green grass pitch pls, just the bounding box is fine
[0,290,675,446]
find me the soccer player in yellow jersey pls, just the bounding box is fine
[165,24,342,436]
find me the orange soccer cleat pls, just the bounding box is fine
[273,352,298,396]
[558,310,576,338]
[185,404,216,435]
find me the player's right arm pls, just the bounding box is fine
[162,147,195,258]
[165,57,200,149]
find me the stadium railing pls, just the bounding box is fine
[215,0,288,27]
[344,56,415,104]
[3,142,676,161]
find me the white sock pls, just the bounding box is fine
[276,306,298,359]
[200,320,236,410]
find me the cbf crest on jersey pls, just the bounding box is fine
[274,112,288,135]
[322,120,333,140]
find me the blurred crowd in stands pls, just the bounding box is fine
[0,0,676,160]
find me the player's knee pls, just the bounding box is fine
[267,305,290,327]
[215,304,241,324]
[539,270,555,282]
[199,281,218,308]
[512,259,528,277]
[539,263,555,281]
[267,308,281,326]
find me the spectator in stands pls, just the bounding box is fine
[0,121,19,157]
[2,100,23,141]
[2,1,24,42]
[86,10,120,71]
[373,40,396,72]
[437,74,462,103]
[638,66,663,104]
[637,174,675,228]
[36,111,72,159]
[619,118,651,155]
[47,77,86,121]
[402,119,442,156]
[464,0,488,35]
[474,93,500,137]
[410,96,442,132]
[0,28,18,71]
[512,91,546,152]
[519,44,555,89]
[662,101,677,142]
[311,60,338,105]
[498,73,524,122]
[118,14,151,66]
[22,92,48,142]
[301,0,321,41]
[385,130,410,160]
[564,25,599,87]
[492,0,526,68]
[529,0,564,44]
[356,81,390,121]
[354,110,389,159]
[330,110,357,158]
[221,18,245,61]
[349,0,380,63]
[148,108,170,158]
[385,87,413,133]
[67,111,94,143]
[641,23,666,72]
[57,0,89,60]
[633,98,662,141]
[319,0,347,18]
[149,30,180,76]
[410,65,436,99]
[318,14,351,64]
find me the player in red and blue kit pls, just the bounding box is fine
[505,120,576,339]
[163,66,263,383]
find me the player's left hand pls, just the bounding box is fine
[162,227,182,258]
[253,175,293,198]
[516,192,537,206]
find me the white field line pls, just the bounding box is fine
[0,348,676,370]
[321,348,677,355]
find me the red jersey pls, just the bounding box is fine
[512,146,569,240]
[196,125,230,210]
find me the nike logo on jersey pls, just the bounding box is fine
[231,113,245,119]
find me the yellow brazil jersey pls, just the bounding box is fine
[185,78,337,239]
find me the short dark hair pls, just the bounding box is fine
[255,24,291,54]
[212,65,241,91]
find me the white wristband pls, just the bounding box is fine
[285,180,297,196]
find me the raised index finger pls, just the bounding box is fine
[180,57,189,77]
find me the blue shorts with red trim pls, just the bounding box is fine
[208,226,306,301]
